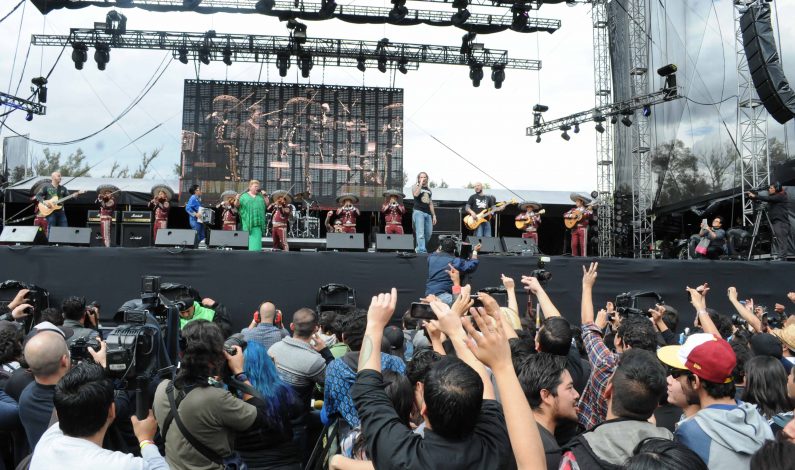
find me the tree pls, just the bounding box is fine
[173,163,182,178]
[102,148,161,179]
[428,179,448,188]
[697,142,738,192]
[34,148,91,177]
[465,182,491,189]
[651,139,708,206]
[769,137,793,165]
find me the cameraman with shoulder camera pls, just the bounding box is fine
[748,182,790,259]
[62,297,100,347]
[175,294,233,338]
[153,320,270,470]
[425,238,480,305]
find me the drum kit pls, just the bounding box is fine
[257,191,319,239]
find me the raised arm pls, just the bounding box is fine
[501,274,520,319]
[521,276,561,318]
[687,285,720,337]
[727,287,762,332]
[358,288,398,373]
[581,262,598,325]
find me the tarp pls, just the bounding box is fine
[4,176,179,206]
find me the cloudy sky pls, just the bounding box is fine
[1,0,794,193]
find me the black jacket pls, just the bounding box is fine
[755,191,791,225]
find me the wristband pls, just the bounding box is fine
[452,285,462,295]
[234,372,249,382]
[139,439,154,449]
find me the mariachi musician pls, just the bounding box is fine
[382,190,406,234]
[564,193,593,257]
[217,190,239,231]
[268,190,292,251]
[335,193,360,234]
[514,201,543,245]
[148,184,172,240]
[96,184,119,248]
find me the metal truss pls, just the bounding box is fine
[735,1,770,226]
[0,92,46,116]
[591,0,613,257]
[32,28,540,72]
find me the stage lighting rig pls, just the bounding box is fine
[657,63,678,100]
[71,42,88,70]
[532,104,548,128]
[198,45,211,64]
[31,77,48,104]
[511,3,529,31]
[397,57,408,74]
[287,19,307,44]
[389,0,409,21]
[319,0,337,17]
[356,54,366,72]
[377,53,388,73]
[104,10,127,35]
[491,64,505,89]
[0,91,46,118]
[573,122,580,133]
[94,42,110,70]
[469,62,483,87]
[451,0,471,26]
[560,124,571,141]
[298,52,313,77]
[276,50,291,76]
[222,46,233,65]
[178,46,189,64]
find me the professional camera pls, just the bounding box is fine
[530,256,552,285]
[615,291,663,317]
[764,311,785,330]
[0,280,50,332]
[731,313,748,328]
[224,333,247,356]
[69,335,101,362]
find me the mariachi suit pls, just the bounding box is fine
[565,206,592,257]
[219,203,238,231]
[382,201,405,235]
[515,211,541,245]
[97,197,116,247]
[150,199,170,239]
[269,203,291,251]
[336,205,359,234]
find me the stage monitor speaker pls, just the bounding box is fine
[48,227,91,246]
[326,233,365,251]
[741,3,795,124]
[467,236,503,253]
[502,237,539,254]
[0,226,46,245]
[375,233,415,251]
[208,230,249,249]
[155,229,198,248]
[122,224,152,247]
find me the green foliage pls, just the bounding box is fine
[102,148,161,179]
[34,148,91,177]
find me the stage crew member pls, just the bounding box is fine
[149,185,172,240]
[515,201,542,245]
[96,184,118,248]
[382,190,406,234]
[335,193,360,234]
[412,172,436,253]
[268,190,292,251]
[748,182,791,259]
[217,190,239,231]
[565,193,592,257]
[236,179,268,251]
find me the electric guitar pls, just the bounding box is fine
[37,190,87,217]
[464,198,518,230]
[564,205,595,230]
[514,209,546,230]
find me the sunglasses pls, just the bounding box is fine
[668,367,692,379]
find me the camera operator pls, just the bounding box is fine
[30,361,168,470]
[424,238,480,305]
[175,294,233,338]
[153,320,270,470]
[62,297,100,347]
[0,288,33,323]
[748,182,790,259]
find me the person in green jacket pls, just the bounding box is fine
[235,179,268,251]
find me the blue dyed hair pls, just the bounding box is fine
[244,341,296,430]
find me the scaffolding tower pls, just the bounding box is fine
[592,0,613,257]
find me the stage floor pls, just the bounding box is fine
[1,246,790,332]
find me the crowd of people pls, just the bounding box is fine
[2,260,795,470]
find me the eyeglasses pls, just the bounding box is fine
[668,367,692,379]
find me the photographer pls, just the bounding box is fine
[424,238,480,305]
[748,182,790,259]
[0,289,33,323]
[30,361,168,469]
[175,294,233,338]
[61,297,100,347]
[153,320,269,470]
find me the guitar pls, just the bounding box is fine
[564,205,595,230]
[37,190,87,217]
[514,209,546,230]
[464,198,518,230]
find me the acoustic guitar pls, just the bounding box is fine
[464,198,518,230]
[563,205,595,230]
[514,209,546,230]
[37,190,86,217]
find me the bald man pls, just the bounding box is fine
[241,301,289,350]
[19,330,71,449]
[35,171,80,231]
[465,182,503,237]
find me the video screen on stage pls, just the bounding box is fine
[179,80,404,206]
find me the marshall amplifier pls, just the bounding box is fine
[86,210,118,247]
[121,211,152,247]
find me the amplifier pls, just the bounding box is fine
[87,211,119,246]
[121,224,152,247]
[122,211,152,224]
[87,210,101,224]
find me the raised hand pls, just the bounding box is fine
[520,275,542,294]
[728,286,739,302]
[477,292,501,318]
[450,284,473,317]
[595,308,609,330]
[501,274,515,290]
[582,262,598,288]
[430,300,466,339]
[366,288,398,329]
[446,264,461,286]
[462,306,511,371]
[686,284,709,311]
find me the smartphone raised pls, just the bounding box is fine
[409,302,436,320]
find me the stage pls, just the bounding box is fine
[1,246,792,333]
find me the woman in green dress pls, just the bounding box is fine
[235,179,268,251]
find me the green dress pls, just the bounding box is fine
[238,192,266,251]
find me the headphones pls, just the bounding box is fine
[773,181,783,192]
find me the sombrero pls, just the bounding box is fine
[96,184,120,196]
[570,192,592,204]
[151,184,174,200]
[220,190,238,201]
[383,189,405,199]
[270,190,293,204]
[519,201,542,211]
[31,178,51,197]
[336,193,359,204]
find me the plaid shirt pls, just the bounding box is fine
[578,322,620,430]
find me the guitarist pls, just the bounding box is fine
[564,193,593,257]
[515,201,543,245]
[35,172,82,233]
[465,182,504,237]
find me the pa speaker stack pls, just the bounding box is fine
[87,210,118,247]
[0,226,46,245]
[48,227,91,246]
[121,211,152,247]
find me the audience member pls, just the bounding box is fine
[241,301,288,351]
[625,437,708,470]
[741,355,793,434]
[175,294,233,337]
[731,340,752,401]
[0,322,23,390]
[38,308,63,327]
[750,440,795,470]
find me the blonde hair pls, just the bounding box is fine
[248,179,261,187]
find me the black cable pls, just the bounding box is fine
[0,0,24,25]
[685,96,737,106]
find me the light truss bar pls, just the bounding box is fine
[0,92,46,116]
[591,0,613,257]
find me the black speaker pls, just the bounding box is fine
[122,225,153,247]
[0,226,46,245]
[741,3,795,124]
[467,236,503,253]
[155,229,198,248]
[502,237,539,254]
[87,223,118,247]
[48,227,91,246]
[326,233,365,251]
[375,233,415,251]
[208,230,249,249]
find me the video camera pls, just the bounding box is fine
[529,256,552,285]
[614,290,664,317]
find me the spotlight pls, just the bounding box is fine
[198,46,211,65]
[595,122,605,133]
[452,0,468,8]
[93,43,110,70]
[573,122,580,134]
[460,32,476,56]
[71,42,88,70]
[610,115,618,124]
[287,19,308,44]
[319,0,337,17]
[511,3,529,31]
[590,190,599,199]
[451,9,470,26]
[178,47,189,64]
[469,62,483,87]
[356,55,366,72]
[377,54,387,73]
[560,125,571,141]
[222,47,232,66]
[657,64,677,77]
[397,57,408,74]
[298,53,313,78]
[535,134,541,144]
[25,111,33,122]
[276,51,291,77]
[183,0,202,8]
[255,0,275,12]
[621,116,632,127]
[642,105,651,117]
[490,64,505,89]
[532,104,549,113]
[31,77,48,104]
[389,0,408,21]
[105,10,127,35]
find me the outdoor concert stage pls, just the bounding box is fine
[2,246,792,331]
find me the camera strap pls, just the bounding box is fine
[164,382,225,465]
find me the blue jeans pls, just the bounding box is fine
[46,210,68,234]
[474,221,492,238]
[189,218,205,242]
[412,210,433,253]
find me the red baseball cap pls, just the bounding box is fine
[657,333,736,384]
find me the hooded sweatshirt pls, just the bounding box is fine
[675,402,774,470]
[561,419,673,469]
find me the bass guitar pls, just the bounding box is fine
[563,205,595,230]
[37,190,86,217]
[514,209,546,230]
[464,198,518,230]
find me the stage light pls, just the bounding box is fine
[298,53,313,78]
[178,47,189,64]
[610,115,618,124]
[397,57,408,74]
[276,51,291,77]
[590,190,599,199]
[657,64,677,77]
[222,47,232,65]
[460,32,476,56]
[469,62,483,87]
[573,122,580,134]
[94,43,110,70]
[535,134,541,144]
[595,122,605,133]
[356,55,366,72]
[198,46,211,65]
[105,10,127,34]
[378,54,387,73]
[32,77,48,104]
[319,0,337,17]
[389,0,408,21]
[491,64,505,89]
[511,3,529,30]
[532,104,549,113]
[621,116,632,127]
[183,0,202,8]
[452,9,470,26]
[560,124,571,141]
[255,0,275,12]
[642,105,651,117]
[71,42,88,70]
[25,111,33,121]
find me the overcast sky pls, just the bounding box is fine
[1,0,794,193]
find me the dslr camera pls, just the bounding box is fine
[530,256,552,285]
[614,291,663,317]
